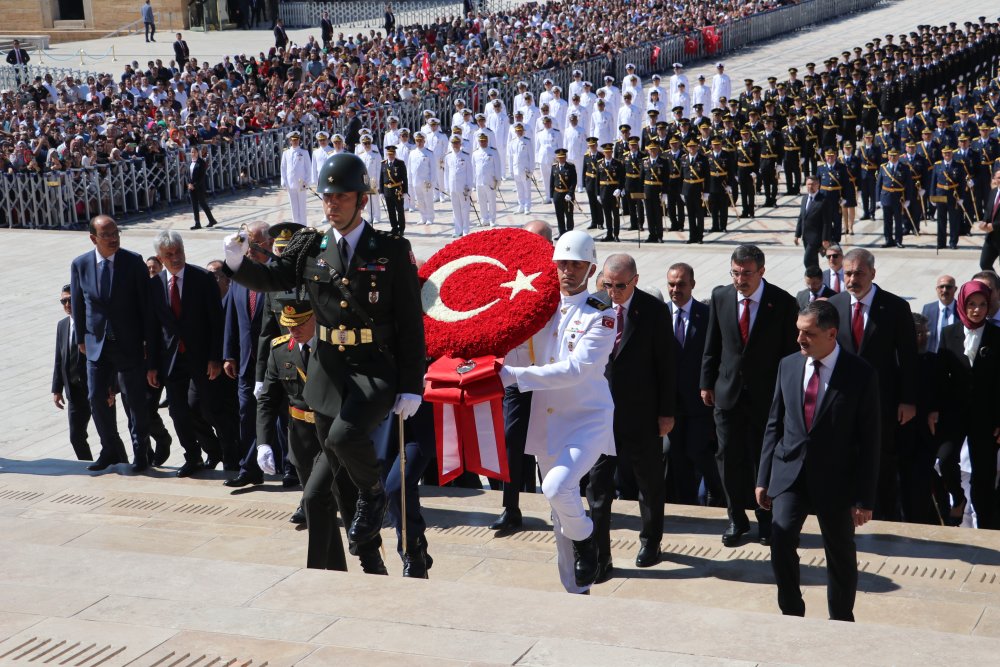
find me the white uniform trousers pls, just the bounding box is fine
[476,184,496,225]
[286,189,308,226]
[415,182,435,224]
[513,173,532,212]
[366,193,382,223]
[450,189,470,235]
[536,444,601,594]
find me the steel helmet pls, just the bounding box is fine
[552,230,597,264]
[315,153,372,194]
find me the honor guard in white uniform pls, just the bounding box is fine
[521,93,541,132]
[647,74,667,105]
[280,130,312,226]
[564,114,587,192]
[539,78,556,108]
[472,133,501,226]
[408,132,435,225]
[444,135,473,237]
[500,230,615,594]
[395,129,414,211]
[425,118,448,201]
[568,70,586,101]
[419,109,435,137]
[487,99,510,176]
[507,122,534,214]
[472,113,497,150]
[358,135,383,223]
[513,81,530,114]
[618,92,643,138]
[486,88,507,116]
[550,86,568,131]
[330,133,346,155]
[383,115,402,152]
[310,131,337,187]
[591,99,614,146]
[451,99,467,130]
[712,63,732,108]
[535,116,560,202]
[669,63,689,108]
[598,76,622,122]
[452,125,471,155]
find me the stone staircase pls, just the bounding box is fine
[2,456,1000,664]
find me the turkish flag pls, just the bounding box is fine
[421,52,431,80]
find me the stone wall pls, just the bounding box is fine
[2,0,188,32]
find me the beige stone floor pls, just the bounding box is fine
[3,460,1000,665]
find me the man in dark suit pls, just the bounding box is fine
[821,243,844,294]
[920,274,957,353]
[172,33,190,68]
[701,244,799,546]
[979,170,1000,270]
[343,107,362,153]
[70,215,153,472]
[223,222,271,486]
[588,254,676,579]
[795,265,836,309]
[320,13,333,48]
[188,146,218,230]
[665,263,721,506]
[5,39,30,78]
[828,248,917,521]
[757,299,880,622]
[794,176,829,269]
[273,18,289,50]
[52,284,92,461]
[549,148,578,237]
[147,231,239,477]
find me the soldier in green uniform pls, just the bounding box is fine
[223,153,426,549]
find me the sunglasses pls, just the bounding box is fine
[59,297,71,305]
[603,277,635,291]
[937,284,956,290]
[826,253,841,259]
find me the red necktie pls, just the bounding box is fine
[852,301,865,350]
[248,290,258,319]
[170,275,185,353]
[612,304,624,356]
[804,359,822,430]
[831,271,840,293]
[992,191,1000,223]
[739,298,751,346]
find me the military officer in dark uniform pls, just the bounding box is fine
[735,127,759,218]
[929,145,968,249]
[583,137,604,230]
[550,148,578,237]
[623,137,645,232]
[758,117,783,207]
[801,104,821,177]
[663,136,686,231]
[781,111,804,195]
[819,96,841,151]
[705,138,733,233]
[875,148,914,248]
[817,149,848,242]
[379,145,408,236]
[858,132,882,220]
[641,142,665,243]
[223,153,426,549]
[598,143,624,242]
[681,139,708,244]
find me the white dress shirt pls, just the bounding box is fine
[803,344,840,409]
[736,279,766,332]
[963,326,984,366]
[331,221,366,265]
[849,284,878,330]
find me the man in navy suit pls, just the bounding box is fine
[828,248,917,521]
[920,274,957,353]
[793,176,829,269]
[147,231,239,477]
[52,284,92,461]
[70,215,153,472]
[821,243,844,294]
[223,221,273,487]
[665,263,721,506]
[795,265,837,310]
[757,300,880,622]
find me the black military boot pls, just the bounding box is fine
[349,483,388,543]
[358,548,389,575]
[572,535,599,587]
[402,547,428,579]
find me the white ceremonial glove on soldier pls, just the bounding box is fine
[393,393,422,420]
[256,444,276,475]
[613,189,621,197]
[253,381,264,399]
[702,193,710,202]
[224,232,248,272]
[565,194,573,201]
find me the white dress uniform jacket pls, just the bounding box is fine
[281,146,311,191]
[407,145,435,223]
[310,144,337,186]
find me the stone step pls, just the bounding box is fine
[52,20,87,30]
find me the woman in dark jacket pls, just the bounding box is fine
[932,280,1000,528]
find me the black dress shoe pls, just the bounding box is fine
[895,241,905,248]
[721,521,750,547]
[880,241,894,248]
[757,515,772,545]
[86,455,121,472]
[289,504,306,525]
[130,456,148,473]
[402,550,429,579]
[489,509,522,534]
[349,484,388,543]
[359,548,389,575]
[594,558,614,584]
[636,543,662,568]
[152,447,170,467]
[282,472,300,488]
[587,223,599,229]
[190,224,202,230]
[600,236,615,242]
[207,220,217,228]
[572,535,599,587]
[223,470,263,487]
[203,458,220,471]
[176,461,203,478]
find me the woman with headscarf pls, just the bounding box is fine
[931,280,1000,528]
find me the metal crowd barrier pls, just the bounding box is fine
[0,64,105,91]
[279,0,465,29]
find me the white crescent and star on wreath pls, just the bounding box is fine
[421,256,542,323]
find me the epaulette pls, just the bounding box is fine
[935,160,942,164]
[586,293,612,311]
[272,334,291,347]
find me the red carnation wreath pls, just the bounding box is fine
[418,228,560,360]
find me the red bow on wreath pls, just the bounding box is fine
[424,356,509,485]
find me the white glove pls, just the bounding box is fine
[903,200,909,208]
[725,186,732,194]
[918,188,925,196]
[565,194,573,201]
[224,232,248,272]
[463,186,471,196]
[253,381,264,399]
[840,199,846,206]
[660,194,668,205]
[256,444,276,475]
[424,181,431,191]
[613,188,621,197]
[968,179,975,189]
[702,193,710,202]
[597,196,602,204]
[393,393,422,420]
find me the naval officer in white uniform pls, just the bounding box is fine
[280,130,312,226]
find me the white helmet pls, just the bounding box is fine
[552,230,596,264]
